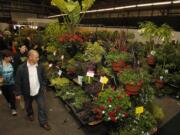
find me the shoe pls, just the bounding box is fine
[40,123,51,131]
[27,115,34,121]
[11,110,17,116]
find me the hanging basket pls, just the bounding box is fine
[125,80,143,95]
[112,60,125,72]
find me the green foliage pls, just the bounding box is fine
[50,77,70,89]
[156,24,173,44]
[112,111,157,135]
[51,0,95,33]
[83,42,106,63]
[139,21,157,43]
[43,22,67,42]
[94,87,131,122]
[148,102,165,123]
[119,69,148,85]
[106,50,130,63]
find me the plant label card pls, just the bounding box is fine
[86,70,95,77]
[135,106,144,115]
[58,70,62,76]
[100,76,109,84]
[78,75,83,85]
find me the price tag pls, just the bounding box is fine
[86,70,95,77]
[58,70,62,76]
[100,76,109,84]
[135,106,144,115]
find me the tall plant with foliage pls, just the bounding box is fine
[51,0,95,33]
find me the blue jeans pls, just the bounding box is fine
[24,92,47,125]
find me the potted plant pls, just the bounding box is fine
[106,49,130,72]
[93,87,131,122]
[119,69,146,95]
[83,41,106,64]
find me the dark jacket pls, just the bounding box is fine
[15,62,47,96]
[13,51,28,73]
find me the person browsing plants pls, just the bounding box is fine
[15,50,51,131]
[0,50,17,116]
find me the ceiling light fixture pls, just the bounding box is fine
[173,0,180,4]
[48,1,180,18]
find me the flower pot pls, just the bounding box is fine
[147,54,156,65]
[155,79,165,89]
[112,60,125,72]
[125,80,143,95]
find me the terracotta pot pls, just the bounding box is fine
[155,79,165,89]
[112,60,125,72]
[147,54,156,65]
[125,80,143,95]
[112,62,121,72]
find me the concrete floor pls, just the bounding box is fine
[0,90,105,135]
[0,89,179,135]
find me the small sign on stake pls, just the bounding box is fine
[61,55,64,65]
[58,70,62,77]
[86,70,94,83]
[135,106,144,117]
[100,76,109,90]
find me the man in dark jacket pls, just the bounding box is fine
[15,50,51,131]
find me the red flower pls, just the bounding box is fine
[123,112,128,118]
[107,97,112,103]
[108,111,116,117]
[117,95,122,99]
[110,117,117,122]
[99,105,105,111]
[126,92,131,96]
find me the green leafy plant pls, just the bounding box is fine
[51,0,95,33]
[93,87,131,122]
[50,77,70,89]
[106,49,130,64]
[83,41,106,63]
[119,69,146,85]
[148,102,165,124]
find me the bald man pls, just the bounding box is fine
[15,50,51,131]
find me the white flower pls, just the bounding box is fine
[165,69,169,74]
[109,105,112,108]
[150,50,156,56]
[53,51,56,56]
[160,76,163,80]
[108,117,111,120]
[49,64,53,68]
[102,111,105,114]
